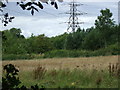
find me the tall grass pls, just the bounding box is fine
[19,63,119,88]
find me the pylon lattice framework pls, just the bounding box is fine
[65,0,85,32]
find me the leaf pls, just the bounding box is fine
[31,6,39,12]
[2,3,6,7]
[10,17,15,19]
[33,2,38,6]
[4,13,8,17]
[16,2,19,5]
[27,7,31,10]
[51,2,54,5]
[20,4,26,10]
[33,7,39,12]
[54,2,58,9]
[46,2,48,4]
[4,21,8,24]
[31,9,34,15]
[38,2,43,9]
[4,24,7,26]
[25,2,32,6]
[9,19,12,22]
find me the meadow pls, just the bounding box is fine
[2,55,119,88]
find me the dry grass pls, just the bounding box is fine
[2,55,119,72]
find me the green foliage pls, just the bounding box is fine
[83,28,103,50]
[2,64,45,89]
[50,33,68,49]
[66,29,86,50]
[2,28,27,55]
[95,8,115,47]
[27,34,53,54]
[2,64,21,89]
[1,8,119,60]
[44,50,69,58]
[43,50,90,58]
[2,54,34,60]
[44,45,119,58]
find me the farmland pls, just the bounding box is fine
[2,55,119,88]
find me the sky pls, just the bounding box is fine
[0,0,119,37]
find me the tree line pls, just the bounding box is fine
[0,8,119,59]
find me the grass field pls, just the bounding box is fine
[2,55,119,88]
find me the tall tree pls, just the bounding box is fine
[27,34,53,54]
[2,28,27,54]
[95,8,115,47]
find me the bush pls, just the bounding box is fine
[43,50,69,58]
[44,44,119,58]
[2,64,21,89]
[2,43,119,60]
[2,54,34,60]
[44,50,92,58]
[2,64,45,89]
[107,43,119,55]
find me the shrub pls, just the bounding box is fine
[2,54,34,60]
[2,64,45,89]
[2,64,21,89]
[43,50,69,58]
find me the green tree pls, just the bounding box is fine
[2,28,27,54]
[95,8,115,47]
[66,28,86,50]
[50,33,68,50]
[83,28,103,50]
[28,34,53,54]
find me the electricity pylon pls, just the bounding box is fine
[63,0,86,49]
[65,0,86,33]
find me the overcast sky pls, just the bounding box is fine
[0,0,119,37]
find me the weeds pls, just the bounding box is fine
[2,62,119,88]
[33,64,47,80]
[108,62,120,78]
[96,77,102,88]
[48,69,57,77]
[2,64,45,89]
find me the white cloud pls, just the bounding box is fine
[1,1,118,37]
[1,15,98,37]
[2,16,67,37]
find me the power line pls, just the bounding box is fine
[5,7,61,18]
[63,0,87,33]
[39,9,59,17]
